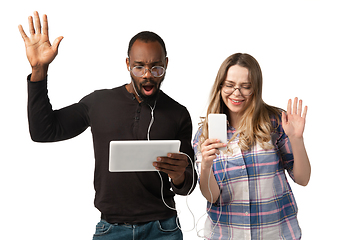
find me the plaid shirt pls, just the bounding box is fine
[193,117,301,240]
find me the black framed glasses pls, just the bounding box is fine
[221,83,253,96]
[130,66,166,78]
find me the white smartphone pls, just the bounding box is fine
[208,113,227,151]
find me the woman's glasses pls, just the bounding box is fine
[221,83,253,96]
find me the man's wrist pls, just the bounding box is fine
[30,65,49,82]
[171,173,185,188]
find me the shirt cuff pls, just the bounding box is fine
[170,170,195,196]
[27,74,47,82]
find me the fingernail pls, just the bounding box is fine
[167,153,172,157]
[157,157,161,161]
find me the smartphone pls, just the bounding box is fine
[208,113,227,150]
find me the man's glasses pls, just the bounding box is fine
[130,66,166,78]
[221,83,253,96]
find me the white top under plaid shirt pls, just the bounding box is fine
[193,116,301,240]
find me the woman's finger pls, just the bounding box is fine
[293,97,298,115]
[298,99,303,116]
[302,105,308,119]
[287,98,292,115]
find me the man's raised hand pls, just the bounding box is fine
[18,11,63,82]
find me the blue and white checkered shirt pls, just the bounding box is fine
[193,116,301,240]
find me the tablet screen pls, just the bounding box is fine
[109,140,181,172]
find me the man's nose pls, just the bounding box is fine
[142,68,152,78]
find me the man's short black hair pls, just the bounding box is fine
[127,31,167,57]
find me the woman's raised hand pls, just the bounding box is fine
[282,97,308,139]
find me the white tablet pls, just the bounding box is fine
[109,140,181,172]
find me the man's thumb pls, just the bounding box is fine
[53,36,64,51]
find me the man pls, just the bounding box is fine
[19,11,196,240]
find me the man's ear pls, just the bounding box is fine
[126,58,130,71]
[165,57,168,69]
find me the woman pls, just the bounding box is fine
[193,53,310,240]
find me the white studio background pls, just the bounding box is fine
[1,0,358,239]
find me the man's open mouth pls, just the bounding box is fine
[142,85,155,95]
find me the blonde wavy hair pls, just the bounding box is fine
[199,53,282,151]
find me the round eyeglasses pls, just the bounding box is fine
[130,66,166,78]
[221,83,253,96]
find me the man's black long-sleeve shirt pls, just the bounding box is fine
[27,75,196,224]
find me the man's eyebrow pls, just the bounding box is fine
[133,60,163,65]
